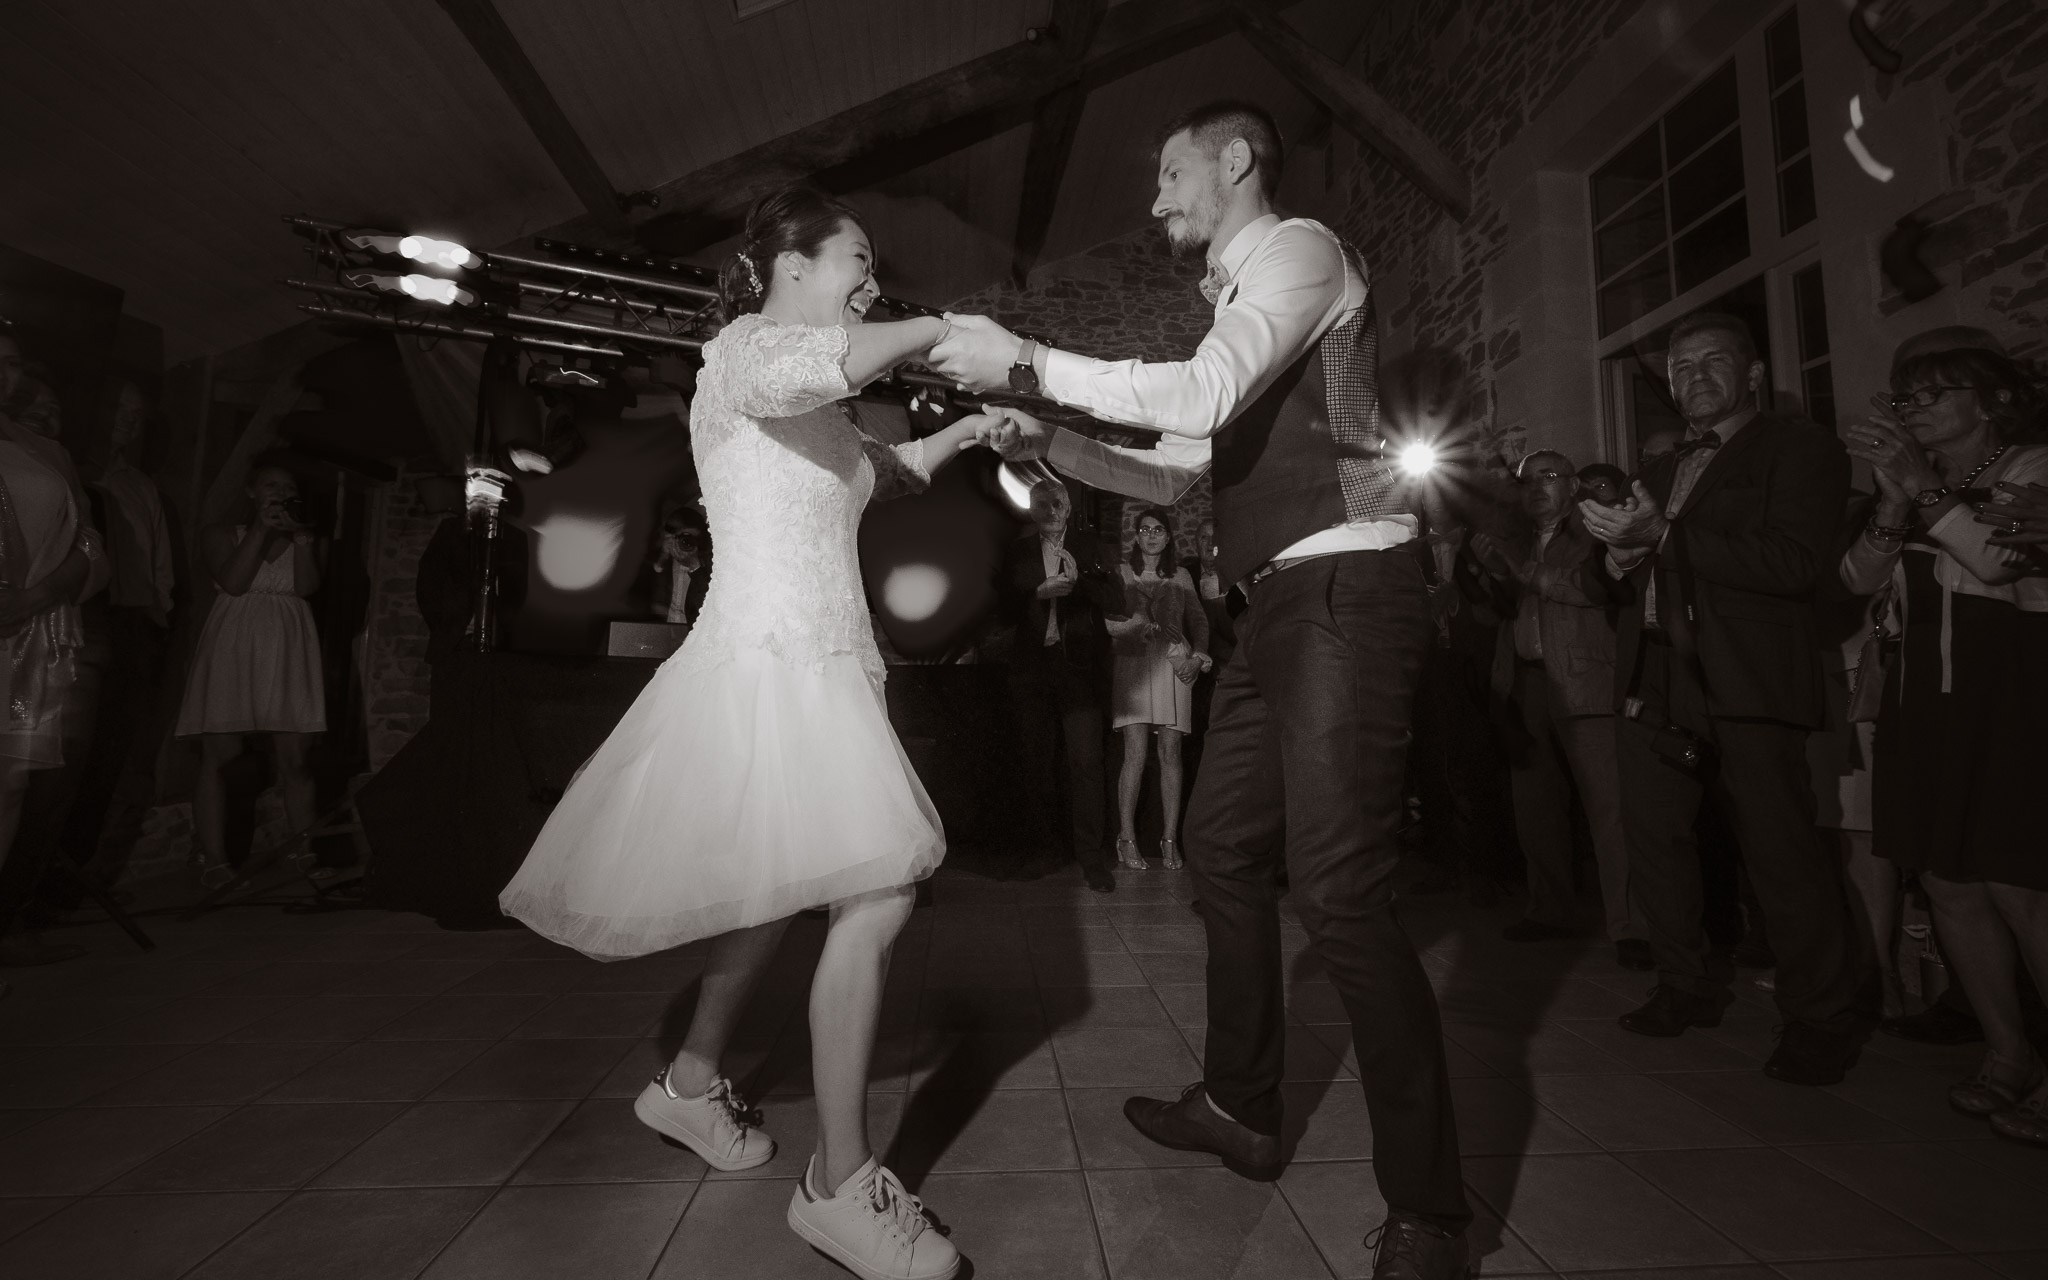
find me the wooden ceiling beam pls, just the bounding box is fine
[434,0,626,230]
[553,0,1314,257]
[1009,1,1107,286]
[1228,1,1472,222]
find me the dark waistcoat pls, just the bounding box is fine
[1208,291,1408,586]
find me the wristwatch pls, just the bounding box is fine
[1008,338,1041,395]
[1913,486,1952,508]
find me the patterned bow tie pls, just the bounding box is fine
[1675,430,1722,456]
[1198,260,1231,306]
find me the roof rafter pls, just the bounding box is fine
[434,0,626,230]
[540,0,1319,257]
[1228,1,1472,221]
[1009,0,1108,286]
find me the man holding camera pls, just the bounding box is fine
[1580,310,1867,1085]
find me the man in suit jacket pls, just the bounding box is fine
[988,479,1126,892]
[1581,310,1867,1085]
[1477,450,1644,967]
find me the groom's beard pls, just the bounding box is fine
[1161,183,1225,257]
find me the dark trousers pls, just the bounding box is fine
[1409,641,1517,888]
[1506,664,1636,940]
[1187,550,1469,1229]
[1618,638,1867,1030]
[1006,650,1109,869]
[71,610,168,879]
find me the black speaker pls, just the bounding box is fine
[357,652,656,927]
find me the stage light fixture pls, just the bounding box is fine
[399,273,476,306]
[1397,440,1440,477]
[400,235,482,270]
[507,446,555,475]
[342,270,477,307]
[996,461,1038,513]
[341,231,404,256]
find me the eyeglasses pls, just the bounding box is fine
[1520,468,1567,483]
[1137,526,1169,536]
[1888,385,1972,411]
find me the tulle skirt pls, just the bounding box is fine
[498,646,945,959]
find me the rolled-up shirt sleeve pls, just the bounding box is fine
[1039,223,1348,440]
[1046,428,1209,505]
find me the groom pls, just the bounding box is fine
[932,101,1469,1278]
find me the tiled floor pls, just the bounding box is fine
[3,864,2046,1279]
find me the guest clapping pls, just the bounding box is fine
[1841,345,2048,1145]
[174,460,326,887]
[1106,508,1209,870]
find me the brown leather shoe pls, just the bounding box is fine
[1366,1215,1469,1279]
[1123,1082,1282,1181]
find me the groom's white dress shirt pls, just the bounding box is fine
[1039,214,1415,563]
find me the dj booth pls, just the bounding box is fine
[357,650,1027,927]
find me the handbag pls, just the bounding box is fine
[1844,581,1895,724]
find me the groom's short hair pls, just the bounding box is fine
[1157,100,1285,201]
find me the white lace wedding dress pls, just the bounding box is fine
[499,315,945,958]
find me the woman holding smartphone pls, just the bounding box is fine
[175,458,326,886]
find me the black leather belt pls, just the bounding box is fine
[1240,552,1328,594]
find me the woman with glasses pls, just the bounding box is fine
[1106,507,1209,870]
[1842,344,2048,1147]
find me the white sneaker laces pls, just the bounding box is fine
[860,1165,930,1243]
[660,1070,759,1156]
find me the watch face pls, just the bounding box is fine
[1008,365,1038,394]
[1915,489,1946,506]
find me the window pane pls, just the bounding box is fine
[1778,154,1816,232]
[1664,62,1740,167]
[1793,262,1829,363]
[1674,197,1749,293]
[1669,129,1745,231]
[1597,187,1668,281]
[1600,252,1673,337]
[1766,11,1802,91]
[1593,128,1663,224]
[1804,361,1836,428]
[1771,82,1810,162]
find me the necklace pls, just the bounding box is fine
[1958,444,2008,490]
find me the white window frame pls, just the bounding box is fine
[1590,3,1825,459]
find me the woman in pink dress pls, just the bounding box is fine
[1107,507,1209,870]
[175,460,325,885]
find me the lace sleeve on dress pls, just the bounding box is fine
[724,316,854,419]
[861,435,930,504]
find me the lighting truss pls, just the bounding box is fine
[280,215,1098,426]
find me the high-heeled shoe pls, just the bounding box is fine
[191,855,235,890]
[1158,839,1184,871]
[1116,838,1148,870]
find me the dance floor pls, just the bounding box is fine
[1,863,2044,1280]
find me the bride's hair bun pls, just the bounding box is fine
[717,187,874,324]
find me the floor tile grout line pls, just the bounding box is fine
[1267,1176,1345,1279]
[1464,1146,1767,1275]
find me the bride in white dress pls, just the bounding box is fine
[500,188,988,1280]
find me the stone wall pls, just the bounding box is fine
[1875,0,2048,346]
[947,230,1218,563]
[1325,0,2046,467]
[360,465,439,770]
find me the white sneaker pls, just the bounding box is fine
[786,1155,962,1280]
[632,1067,775,1171]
